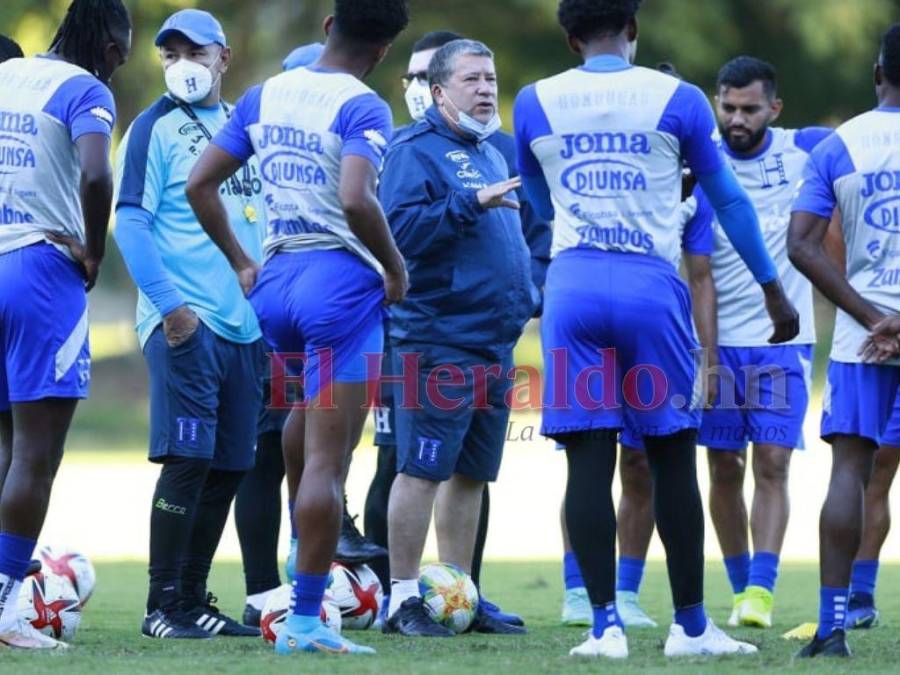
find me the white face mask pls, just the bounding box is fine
[165,55,220,104]
[441,92,502,142]
[404,78,432,121]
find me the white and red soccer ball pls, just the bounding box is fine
[36,544,96,608]
[327,562,383,630]
[260,583,342,643]
[17,571,82,640]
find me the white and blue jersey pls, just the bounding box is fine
[514,55,732,439]
[793,106,900,445]
[213,65,392,271]
[0,56,115,254]
[514,55,724,267]
[213,66,393,401]
[0,56,116,410]
[115,96,265,348]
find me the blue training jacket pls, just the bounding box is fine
[380,106,538,356]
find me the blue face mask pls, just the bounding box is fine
[441,92,501,142]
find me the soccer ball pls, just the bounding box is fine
[419,562,479,634]
[259,583,341,643]
[36,545,96,608]
[327,563,382,630]
[18,572,81,640]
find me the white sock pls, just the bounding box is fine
[246,588,276,612]
[388,578,420,617]
[0,574,22,632]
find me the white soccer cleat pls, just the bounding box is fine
[664,619,757,657]
[569,625,628,659]
[616,590,658,628]
[0,616,68,649]
[561,587,593,626]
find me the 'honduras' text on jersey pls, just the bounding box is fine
[696,127,830,346]
[793,107,900,364]
[0,56,116,256]
[212,66,392,271]
[514,56,724,267]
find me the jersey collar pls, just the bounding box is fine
[580,54,632,73]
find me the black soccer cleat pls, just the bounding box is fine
[142,608,211,639]
[796,629,852,658]
[468,605,528,635]
[382,597,454,637]
[242,603,262,628]
[335,510,388,565]
[25,559,41,577]
[183,593,261,637]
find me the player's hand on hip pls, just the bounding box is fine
[860,314,900,363]
[762,280,800,344]
[235,262,261,296]
[477,177,522,210]
[46,231,101,291]
[383,262,409,305]
[164,305,200,348]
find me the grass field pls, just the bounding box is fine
[6,561,900,673]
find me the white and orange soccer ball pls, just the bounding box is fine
[419,562,479,634]
[259,583,341,643]
[18,571,82,641]
[327,563,383,630]
[36,544,96,608]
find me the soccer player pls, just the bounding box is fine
[187,0,410,656]
[363,28,545,629]
[115,9,266,639]
[0,0,130,649]
[788,22,900,658]
[378,38,535,638]
[691,56,830,629]
[0,34,23,62]
[515,0,799,658]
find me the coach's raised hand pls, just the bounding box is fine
[762,279,801,343]
[477,177,522,210]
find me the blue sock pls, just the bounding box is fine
[674,603,708,638]
[591,601,622,638]
[289,572,327,633]
[0,533,37,580]
[850,560,878,598]
[816,587,848,640]
[723,552,751,594]
[288,500,297,540]
[748,551,779,592]
[616,556,645,594]
[563,552,585,590]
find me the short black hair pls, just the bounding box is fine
[0,34,24,62]
[881,23,900,87]
[656,61,681,79]
[333,0,410,46]
[49,0,131,74]
[717,56,777,98]
[557,0,642,42]
[413,30,463,54]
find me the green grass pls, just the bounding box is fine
[7,561,900,673]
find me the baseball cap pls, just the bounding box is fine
[155,9,227,48]
[282,43,325,71]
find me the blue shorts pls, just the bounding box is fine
[882,385,900,447]
[0,243,90,411]
[822,360,900,447]
[541,249,702,440]
[697,344,813,451]
[144,322,266,471]
[249,250,384,402]
[393,343,513,482]
[373,330,397,447]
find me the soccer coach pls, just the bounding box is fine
[380,39,537,637]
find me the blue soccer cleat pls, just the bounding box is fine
[845,592,880,630]
[275,622,375,656]
[480,597,525,627]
